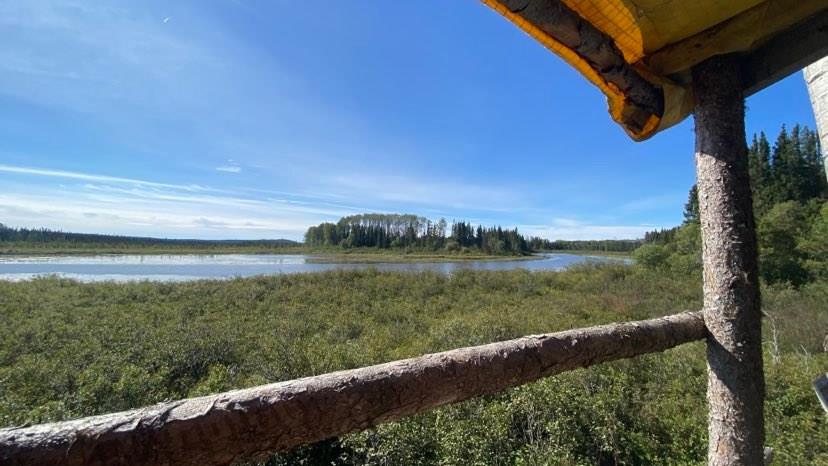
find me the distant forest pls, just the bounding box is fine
[0,224,298,252]
[1,218,643,256]
[531,238,642,252]
[304,214,643,255]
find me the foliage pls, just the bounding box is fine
[799,202,828,280]
[532,238,642,253]
[305,214,530,255]
[746,124,826,214]
[757,201,814,286]
[633,222,702,277]
[1,266,826,465]
[0,224,299,255]
[2,122,827,465]
[683,185,699,224]
[640,124,827,287]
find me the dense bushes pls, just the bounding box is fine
[636,123,827,287]
[1,267,826,464]
[634,199,828,287]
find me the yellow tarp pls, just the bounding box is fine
[482,0,828,140]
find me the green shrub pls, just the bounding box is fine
[0,268,825,464]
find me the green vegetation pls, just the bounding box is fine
[636,124,828,287]
[305,214,532,255]
[1,265,826,464]
[533,239,642,254]
[305,214,643,256]
[2,216,539,258]
[0,224,300,255]
[1,123,825,464]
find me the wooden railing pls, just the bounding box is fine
[0,311,705,466]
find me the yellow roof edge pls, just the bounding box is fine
[481,0,664,140]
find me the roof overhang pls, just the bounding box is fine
[482,0,828,140]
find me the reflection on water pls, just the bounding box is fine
[0,253,630,283]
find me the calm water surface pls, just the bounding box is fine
[0,253,629,282]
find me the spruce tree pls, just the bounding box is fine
[683,185,700,224]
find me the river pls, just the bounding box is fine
[0,253,629,282]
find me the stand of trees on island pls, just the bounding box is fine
[304,214,531,255]
[304,214,645,256]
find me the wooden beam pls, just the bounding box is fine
[743,7,828,96]
[0,311,705,466]
[646,1,827,78]
[692,55,764,466]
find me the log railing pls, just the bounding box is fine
[0,311,705,466]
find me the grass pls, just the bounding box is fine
[0,265,825,465]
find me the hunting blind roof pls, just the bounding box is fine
[483,0,828,140]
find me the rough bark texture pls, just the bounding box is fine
[493,0,664,133]
[692,55,765,466]
[0,311,705,466]
[805,56,828,179]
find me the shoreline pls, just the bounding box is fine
[0,248,543,263]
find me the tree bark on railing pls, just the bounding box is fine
[0,311,705,466]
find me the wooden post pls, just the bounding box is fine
[692,55,765,466]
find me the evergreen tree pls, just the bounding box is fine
[683,185,699,224]
[748,132,773,215]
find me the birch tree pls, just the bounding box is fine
[805,56,828,179]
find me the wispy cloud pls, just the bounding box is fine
[325,173,521,211]
[0,190,321,239]
[519,218,662,241]
[216,159,242,173]
[0,164,211,192]
[0,162,361,239]
[0,159,677,241]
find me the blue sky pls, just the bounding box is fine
[0,1,817,241]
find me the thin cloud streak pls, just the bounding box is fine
[520,218,662,241]
[0,164,212,192]
[0,161,674,241]
[0,193,316,239]
[325,173,521,211]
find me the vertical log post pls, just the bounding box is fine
[692,55,765,466]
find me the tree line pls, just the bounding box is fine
[682,124,827,224]
[638,124,827,286]
[304,214,531,255]
[529,238,642,252]
[0,224,298,250]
